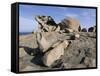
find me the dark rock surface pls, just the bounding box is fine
[81,28,87,32]
[88,26,96,32]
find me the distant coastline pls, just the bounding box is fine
[19,32,32,35]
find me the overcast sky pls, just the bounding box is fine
[19,4,96,32]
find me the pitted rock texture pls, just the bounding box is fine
[35,16,60,32]
[19,16,96,71]
[19,32,96,71]
[58,17,81,32]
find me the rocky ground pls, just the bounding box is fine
[19,32,96,72]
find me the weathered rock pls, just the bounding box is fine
[36,32,78,53]
[88,26,96,32]
[35,16,56,25]
[21,65,35,71]
[19,48,27,58]
[68,49,85,65]
[21,65,43,71]
[52,41,62,48]
[61,32,96,68]
[58,33,76,40]
[81,28,87,32]
[43,40,69,67]
[35,16,60,32]
[75,33,80,38]
[19,32,96,70]
[58,17,81,32]
[63,63,73,68]
[19,61,28,70]
[84,57,96,67]
[73,64,87,68]
[19,15,96,71]
[80,32,96,38]
[63,63,86,69]
[36,32,59,52]
[19,34,38,48]
[64,28,74,33]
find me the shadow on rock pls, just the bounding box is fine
[19,46,41,56]
[19,46,45,66]
[31,54,45,66]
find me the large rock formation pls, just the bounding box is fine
[62,32,96,68]
[43,40,69,67]
[19,15,96,71]
[35,16,60,32]
[36,32,60,53]
[58,17,81,32]
[36,32,76,53]
[19,32,96,71]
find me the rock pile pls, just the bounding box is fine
[19,16,96,71]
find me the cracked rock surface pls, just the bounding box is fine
[19,16,96,71]
[19,32,96,71]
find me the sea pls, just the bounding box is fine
[19,32,32,35]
